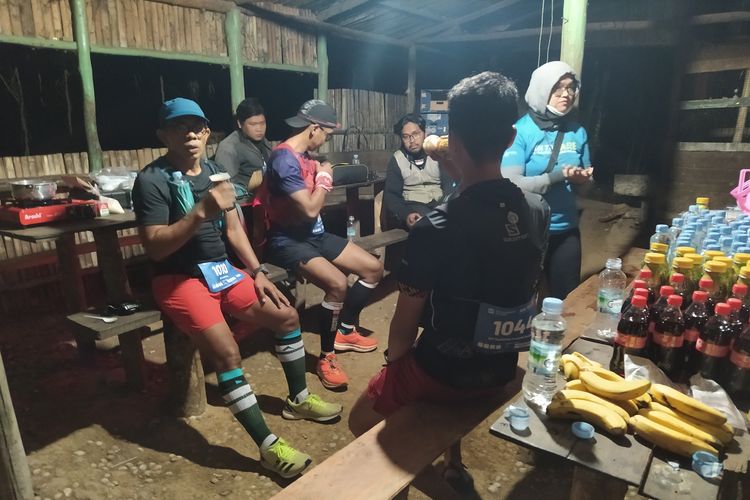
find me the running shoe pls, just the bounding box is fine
[334,329,378,353]
[282,393,343,422]
[316,353,349,389]
[260,438,312,479]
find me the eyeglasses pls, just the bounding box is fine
[552,85,579,98]
[168,121,209,136]
[316,126,334,142]
[401,132,423,143]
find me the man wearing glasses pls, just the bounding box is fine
[261,99,383,390]
[133,98,343,479]
[383,113,455,230]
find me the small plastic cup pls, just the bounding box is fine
[691,451,723,479]
[571,421,595,440]
[504,406,529,431]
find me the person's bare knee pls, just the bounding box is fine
[279,305,300,332]
[192,323,242,373]
[327,273,348,302]
[362,256,384,283]
[206,340,241,373]
[348,394,382,437]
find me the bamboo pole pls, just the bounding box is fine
[317,33,328,102]
[733,70,750,143]
[406,44,416,113]
[0,352,33,500]
[70,0,103,173]
[561,0,588,77]
[225,7,244,112]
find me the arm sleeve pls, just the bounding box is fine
[383,156,410,223]
[500,127,565,195]
[132,173,170,226]
[397,217,444,292]
[214,142,240,180]
[267,151,307,196]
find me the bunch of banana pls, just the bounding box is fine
[629,415,719,457]
[559,352,601,380]
[638,408,724,449]
[547,397,627,436]
[648,402,734,446]
[579,370,651,401]
[564,375,642,415]
[649,384,728,426]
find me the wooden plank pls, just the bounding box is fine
[129,0,143,48]
[6,0,21,36]
[677,142,750,153]
[16,0,34,36]
[98,0,112,47]
[317,0,370,21]
[642,453,719,499]
[680,96,750,111]
[0,0,13,35]
[687,43,750,74]
[50,0,64,40]
[59,0,73,40]
[106,0,119,47]
[408,0,522,40]
[733,70,750,143]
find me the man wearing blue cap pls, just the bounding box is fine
[132,98,343,479]
[260,99,383,390]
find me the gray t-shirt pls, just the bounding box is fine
[214,130,271,190]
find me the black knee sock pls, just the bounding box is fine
[339,280,378,333]
[319,301,342,354]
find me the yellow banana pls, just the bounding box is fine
[579,371,650,401]
[639,409,723,449]
[649,402,734,445]
[608,397,639,417]
[562,361,578,380]
[633,392,652,407]
[565,379,586,391]
[553,390,631,421]
[586,366,624,381]
[649,384,727,426]
[571,352,602,368]
[547,399,627,436]
[629,415,718,457]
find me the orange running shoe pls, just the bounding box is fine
[334,329,378,353]
[316,353,349,389]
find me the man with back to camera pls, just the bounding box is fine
[348,73,550,495]
[383,113,455,230]
[260,99,384,390]
[132,98,342,479]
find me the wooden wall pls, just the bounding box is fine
[0,0,317,67]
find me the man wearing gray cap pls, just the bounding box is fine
[260,99,383,390]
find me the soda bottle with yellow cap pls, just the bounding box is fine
[733,252,750,283]
[675,246,696,260]
[685,253,706,288]
[702,249,724,263]
[696,197,710,210]
[649,242,669,255]
[738,265,750,288]
[714,255,735,286]
[671,257,695,299]
[642,252,668,289]
[703,260,730,304]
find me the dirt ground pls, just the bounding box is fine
[3,199,644,500]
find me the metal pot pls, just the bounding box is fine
[10,180,58,200]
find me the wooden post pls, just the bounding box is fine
[406,44,417,113]
[733,69,750,143]
[317,34,328,102]
[163,318,206,417]
[0,353,33,500]
[225,7,245,112]
[561,0,588,77]
[69,0,103,173]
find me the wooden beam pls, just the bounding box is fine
[687,43,750,74]
[70,0,103,174]
[225,7,245,112]
[317,34,328,101]
[677,142,750,153]
[0,352,33,500]
[317,0,371,21]
[149,0,233,13]
[561,0,588,77]
[406,0,523,41]
[379,1,450,23]
[733,70,750,143]
[679,97,750,111]
[406,44,416,114]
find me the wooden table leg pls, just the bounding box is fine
[0,352,34,500]
[119,328,146,391]
[570,465,628,500]
[163,319,206,417]
[56,233,86,312]
[93,228,131,304]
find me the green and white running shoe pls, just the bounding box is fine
[260,438,312,479]
[282,393,343,422]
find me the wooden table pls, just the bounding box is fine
[0,212,138,312]
[489,247,750,499]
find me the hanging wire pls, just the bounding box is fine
[537,0,546,67]
[546,0,555,63]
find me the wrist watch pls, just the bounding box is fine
[250,264,270,278]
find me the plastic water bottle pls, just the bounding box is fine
[172,171,189,185]
[352,153,360,165]
[523,298,567,410]
[594,258,628,340]
[346,216,357,239]
[650,224,671,248]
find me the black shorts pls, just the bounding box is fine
[267,231,349,270]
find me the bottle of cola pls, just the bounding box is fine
[622,279,648,313]
[610,295,649,376]
[682,290,709,381]
[648,286,674,357]
[653,295,685,379]
[726,324,750,399]
[730,283,750,324]
[638,268,656,305]
[697,302,733,383]
[727,298,745,346]
[670,273,689,310]
[698,277,716,316]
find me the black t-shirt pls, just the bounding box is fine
[132,157,228,276]
[399,178,550,389]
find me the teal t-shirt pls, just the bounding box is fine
[500,113,591,233]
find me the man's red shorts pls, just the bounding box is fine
[366,350,497,416]
[152,270,258,334]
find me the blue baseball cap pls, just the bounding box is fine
[159,98,209,127]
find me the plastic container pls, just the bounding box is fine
[504,406,530,431]
[594,258,627,340]
[346,216,357,239]
[522,298,566,410]
[691,451,722,479]
[571,421,594,439]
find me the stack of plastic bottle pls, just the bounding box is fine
[605,196,750,401]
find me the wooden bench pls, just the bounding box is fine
[273,373,521,500]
